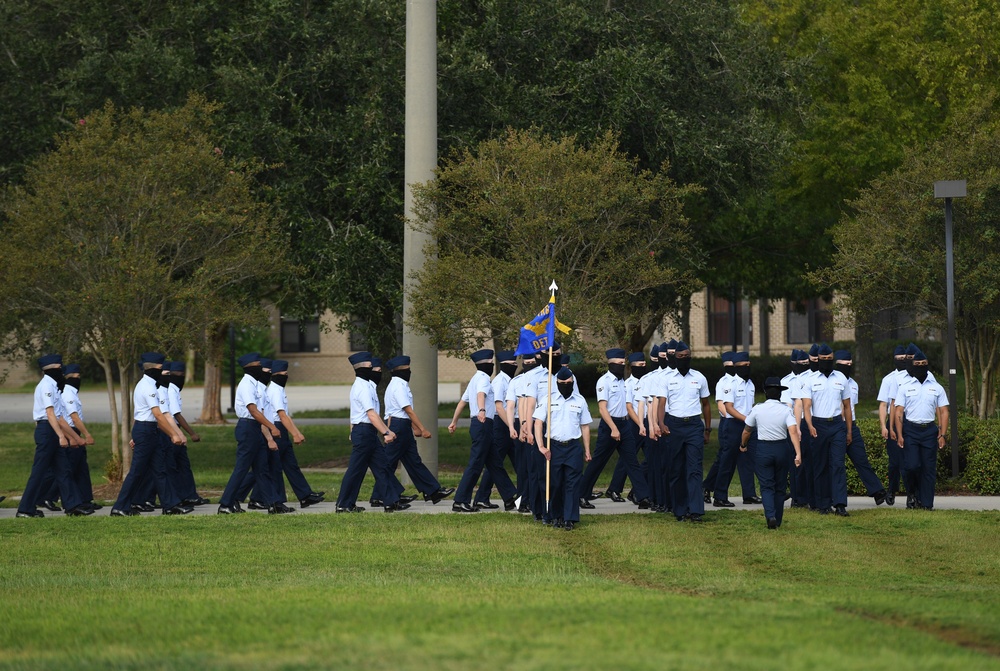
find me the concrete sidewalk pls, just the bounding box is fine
[2,495,997,519]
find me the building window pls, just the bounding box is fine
[348,320,369,352]
[786,299,833,344]
[707,289,751,346]
[280,316,321,353]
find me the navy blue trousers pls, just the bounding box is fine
[578,417,648,501]
[475,419,518,503]
[902,420,938,509]
[796,418,815,507]
[41,428,92,505]
[702,417,728,494]
[609,418,648,495]
[219,418,275,508]
[527,432,547,517]
[338,423,399,508]
[809,417,844,510]
[551,439,583,522]
[240,423,316,504]
[667,415,704,517]
[846,422,884,498]
[714,418,744,500]
[171,442,198,502]
[885,421,903,496]
[755,439,790,525]
[237,425,285,503]
[20,422,80,513]
[115,421,179,512]
[644,423,670,508]
[455,418,516,505]
[382,418,441,496]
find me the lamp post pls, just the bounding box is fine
[933,179,966,478]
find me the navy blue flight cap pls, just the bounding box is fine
[650,344,660,358]
[893,345,906,357]
[795,349,810,362]
[271,360,289,373]
[605,348,626,360]
[556,367,574,381]
[905,343,920,356]
[497,350,516,362]
[348,351,372,366]
[560,353,571,365]
[818,344,833,356]
[675,341,690,353]
[722,351,735,363]
[666,339,678,350]
[808,344,819,357]
[789,349,801,362]
[553,341,562,352]
[834,349,851,361]
[141,352,166,366]
[913,350,928,362]
[260,357,273,369]
[386,355,410,369]
[237,352,260,367]
[471,349,494,363]
[170,361,186,373]
[764,376,788,390]
[163,360,172,370]
[733,351,749,363]
[370,356,382,368]
[37,354,62,369]
[628,352,645,364]
[64,363,81,375]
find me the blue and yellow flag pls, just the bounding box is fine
[514,297,572,356]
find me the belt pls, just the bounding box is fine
[134,420,156,425]
[551,439,576,447]
[610,416,627,422]
[813,416,841,422]
[35,420,49,425]
[905,419,934,426]
[669,414,701,422]
[237,417,259,424]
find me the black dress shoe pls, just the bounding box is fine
[39,500,62,512]
[905,496,915,509]
[183,497,210,506]
[399,494,418,504]
[86,502,104,511]
[130,504,146,514]
[218,505,239,514]
[579,498,596,510]
[268,503,295,514]
[474,501,499,510]
[111,508,139,517]
[626,489,636,504]
[743,496,762,504]
[503,497,517,511]
[452,502,477,513]
[314,491,325,498]
[553,519,565,529]
[16,510,44,518]
[675,515,688,522]
[299,493,325,508]
[688,513,704,523]
[817,507,832,515]
[873,490,887,506]
[335,505,365,513]
[834,505,849,517]
[564,520,575,531]
[517,504,532,514]
[767,517,779,529]
[589,491,604,499]
[0,495,5,504]
[424,488,455,505]
[885,492,895,506]
[164,505,194,515]
[713,498,735,508]
[607,491,626,503]
[704,489,712,504]
[384,501,411,512]
[790,501,809,508]
[534,514,543,522]
[139,502,156,512]
[248,500,268,510]
[369,498,383,507]
[232,502,246,513]
[65,506,94,516]
[636,498,651,510]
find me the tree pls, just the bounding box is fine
[408,129,701,355]
[0,95,285,475]
[818,96,1000,418]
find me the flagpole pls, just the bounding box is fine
[545,280,556,521]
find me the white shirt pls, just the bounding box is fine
[626,374,646,418]
[384,376,414,420]
[661,369,710,417]
[234,374,263,420]
[779,372,798,407]
[877,369,907,405]
[467,370,495,419]
[532,390,593,441]
[133,374,160,422]
[805,371,850,418]
[168,383,183,416]
[491,371,512,414]
[62,385,83,428]
[505,372,528,420]
[595,371,631,418]
[846,377,860,420]
[731,376,756,417]
[895,376,949,423]
[350,377,378,424]
[792,369,817,400]
[265,382,287,424]
[32,375,60,422]
[745,399,797,441]
[715,370,735,418]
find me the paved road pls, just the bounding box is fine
[0,383,465,423]
[2,495,997,519]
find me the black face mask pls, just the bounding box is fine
[608,363,625,380]
[736,366,751,381]
[895,359,907,372]
[521,360,537,373]
[272,374,288,387]
[658,358,668,369]
[475,362,494,377]
[675,359,691,376]
[44,368,65,386]
[355,368,372,381]
[809,360,819,372]
[145,368,162,384]
[818,359,834,376]
[631,365,646,379]
[792,363,809,375]
[394,369,411,382]
[558,382,574,399]
[835,364,853,378]
[548,357,561,374]
[667,354,677,369]
[260,371,272,386]
[65,378,81,391]
[172,375,185,391]
[765,388,782,401]
[500,363,517,379]
[723,364,733,375]
[909,364,929,383]
[370,370,382,385]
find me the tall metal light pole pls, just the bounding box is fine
[404,0,439,474]
[933,179,966,478]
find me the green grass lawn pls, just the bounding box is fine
[1,511,999,669]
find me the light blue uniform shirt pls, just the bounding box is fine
[505,372,528,420]
[133,374,160,422]
[626,374,645,418]
[877,369,904,405]
[805,371,850,418]
[384,376,414,420]
[234,374,263,420]
[846,377,860,420]
[662,369,710,417]
[745,399,797,441]
[157,385,170,417]
[895,376,949,422]
[32,375,60,421]
[791,369,817,400]
[62,385,83,427]
[168,383,183,416]
[715,371,735,418]
[492,372,512,414]
[467,370,495,419]
[595,371,631,418]
[731,377,755,417]
[350,377,378,424]
[264,382,286,424]
[532,390,593,441]
[779,372,798,407]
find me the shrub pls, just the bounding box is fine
[965,419,1000,494]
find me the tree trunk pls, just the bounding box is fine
[118,364,134,476]
[680,293,692,344]
[854,321,877,398]
[633,313,666,354]
[185,348,196,385]
[200,324,228,424]
[92,351,121,481]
